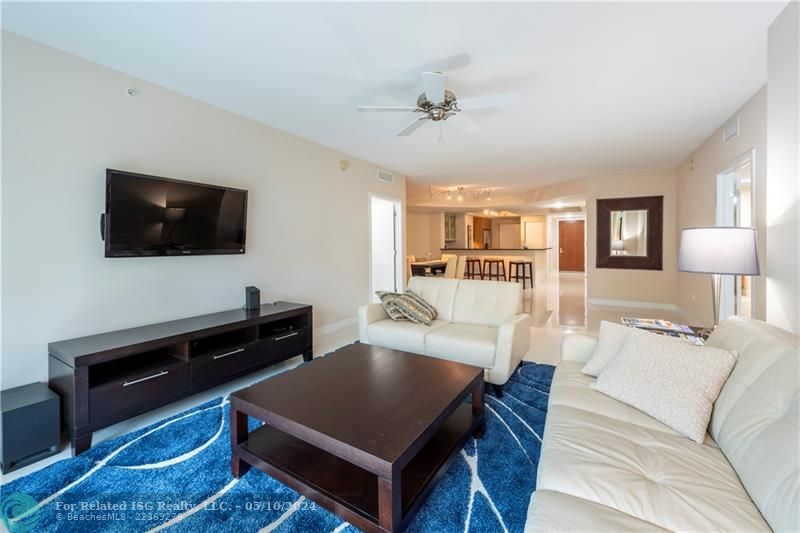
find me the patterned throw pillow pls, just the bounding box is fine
[404,289,438,320]
[582,320,631,377]
[374,291,435,326]
[392,294,435,326]
[375,291,408,321]
[591,328,737,443]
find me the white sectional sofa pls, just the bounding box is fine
[526,316,799,531]
[358,276,531,393]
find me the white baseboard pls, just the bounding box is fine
[313,317,357,337]
[587,298,679,311]
[675,307,705,327]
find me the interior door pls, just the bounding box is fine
[370,196,402,302]
[559,220,585,272]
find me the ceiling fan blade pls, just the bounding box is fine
[456,91,520,111]
[421,72,446,105]
[397,117,430,137]
[448,113,482,133]
[410,53,471,77]
[357,106,419,112]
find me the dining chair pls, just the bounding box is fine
[406,255,416,282]
[455,256,467,279]
[443,256,458,278]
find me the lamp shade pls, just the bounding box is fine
[611,239,625,251]
[678,227,760,275]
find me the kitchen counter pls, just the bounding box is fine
[440,248,551,251]
[439,248,553,284]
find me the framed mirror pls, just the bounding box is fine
[596,196,663,270]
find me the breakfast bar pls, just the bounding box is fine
[440,248,552,285]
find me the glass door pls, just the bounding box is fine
[716,151,755,319]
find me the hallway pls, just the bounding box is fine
[524,272,686,365]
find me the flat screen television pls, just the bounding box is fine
[103,169,247,257]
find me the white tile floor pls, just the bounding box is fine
[3,274,686,483]
[525,272,686,365]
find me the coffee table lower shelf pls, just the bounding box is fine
[234,403,482,532]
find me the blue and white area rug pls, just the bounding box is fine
[2,362,554,533]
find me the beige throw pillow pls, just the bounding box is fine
[582,320,631,377]
[592,328,737,443]
[404,289,438,320]
[375,291,408,321]
[375,291,435,326]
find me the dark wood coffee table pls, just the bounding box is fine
[229,343,485,532]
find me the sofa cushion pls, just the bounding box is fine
[550,362,713,441]
[366,319,448,355]
[526,490,668,532]
[706,317,799,532]
[451,279,521,327]
[424,323,497,368]
[581,320,630,376]
[406,277,459,322]
[537,404,770,531]
[592,328,737,443]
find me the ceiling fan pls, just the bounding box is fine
[357,71,519,137]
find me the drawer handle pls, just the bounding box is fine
[274,331,299,341]
[123,370,169,387]
[213,348,245,360]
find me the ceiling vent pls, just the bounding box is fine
[723,116,740,143]
[377,169,394,184]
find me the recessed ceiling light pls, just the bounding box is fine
[553,202,564,209]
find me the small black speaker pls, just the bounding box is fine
[244,286,260,311]
[1,383,60,473]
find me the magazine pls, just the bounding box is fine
[621,317,694,334]
[621,317,704,345]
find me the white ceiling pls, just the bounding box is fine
[2,2,785,189]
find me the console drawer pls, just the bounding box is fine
[89,360,190,424]
[191,342,261,388]
[262,326,310,361]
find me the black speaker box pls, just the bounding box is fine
[244,286,261,311]
[1,382,60,473]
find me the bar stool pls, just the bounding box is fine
[464,258,483,279]
[509,260,534,289]
[482,258,507,281]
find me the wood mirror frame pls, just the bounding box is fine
[596,195,663,270]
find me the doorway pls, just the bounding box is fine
[558,220,585,272]
[369,194,403,302]
[716,150,755,319]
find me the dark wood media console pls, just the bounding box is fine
[48,302,312,455]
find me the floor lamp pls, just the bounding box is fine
[678,227,760,326]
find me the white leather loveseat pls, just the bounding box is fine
[526,316,799,531]
[358,276,531,394]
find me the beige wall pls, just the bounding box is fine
[520,215,547,248]
[766,3,800,334]
[1,32,406,389]
[406,211,430,259]
[586,169,678,306]
[405,210,442,260]
[675,88,767,325]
